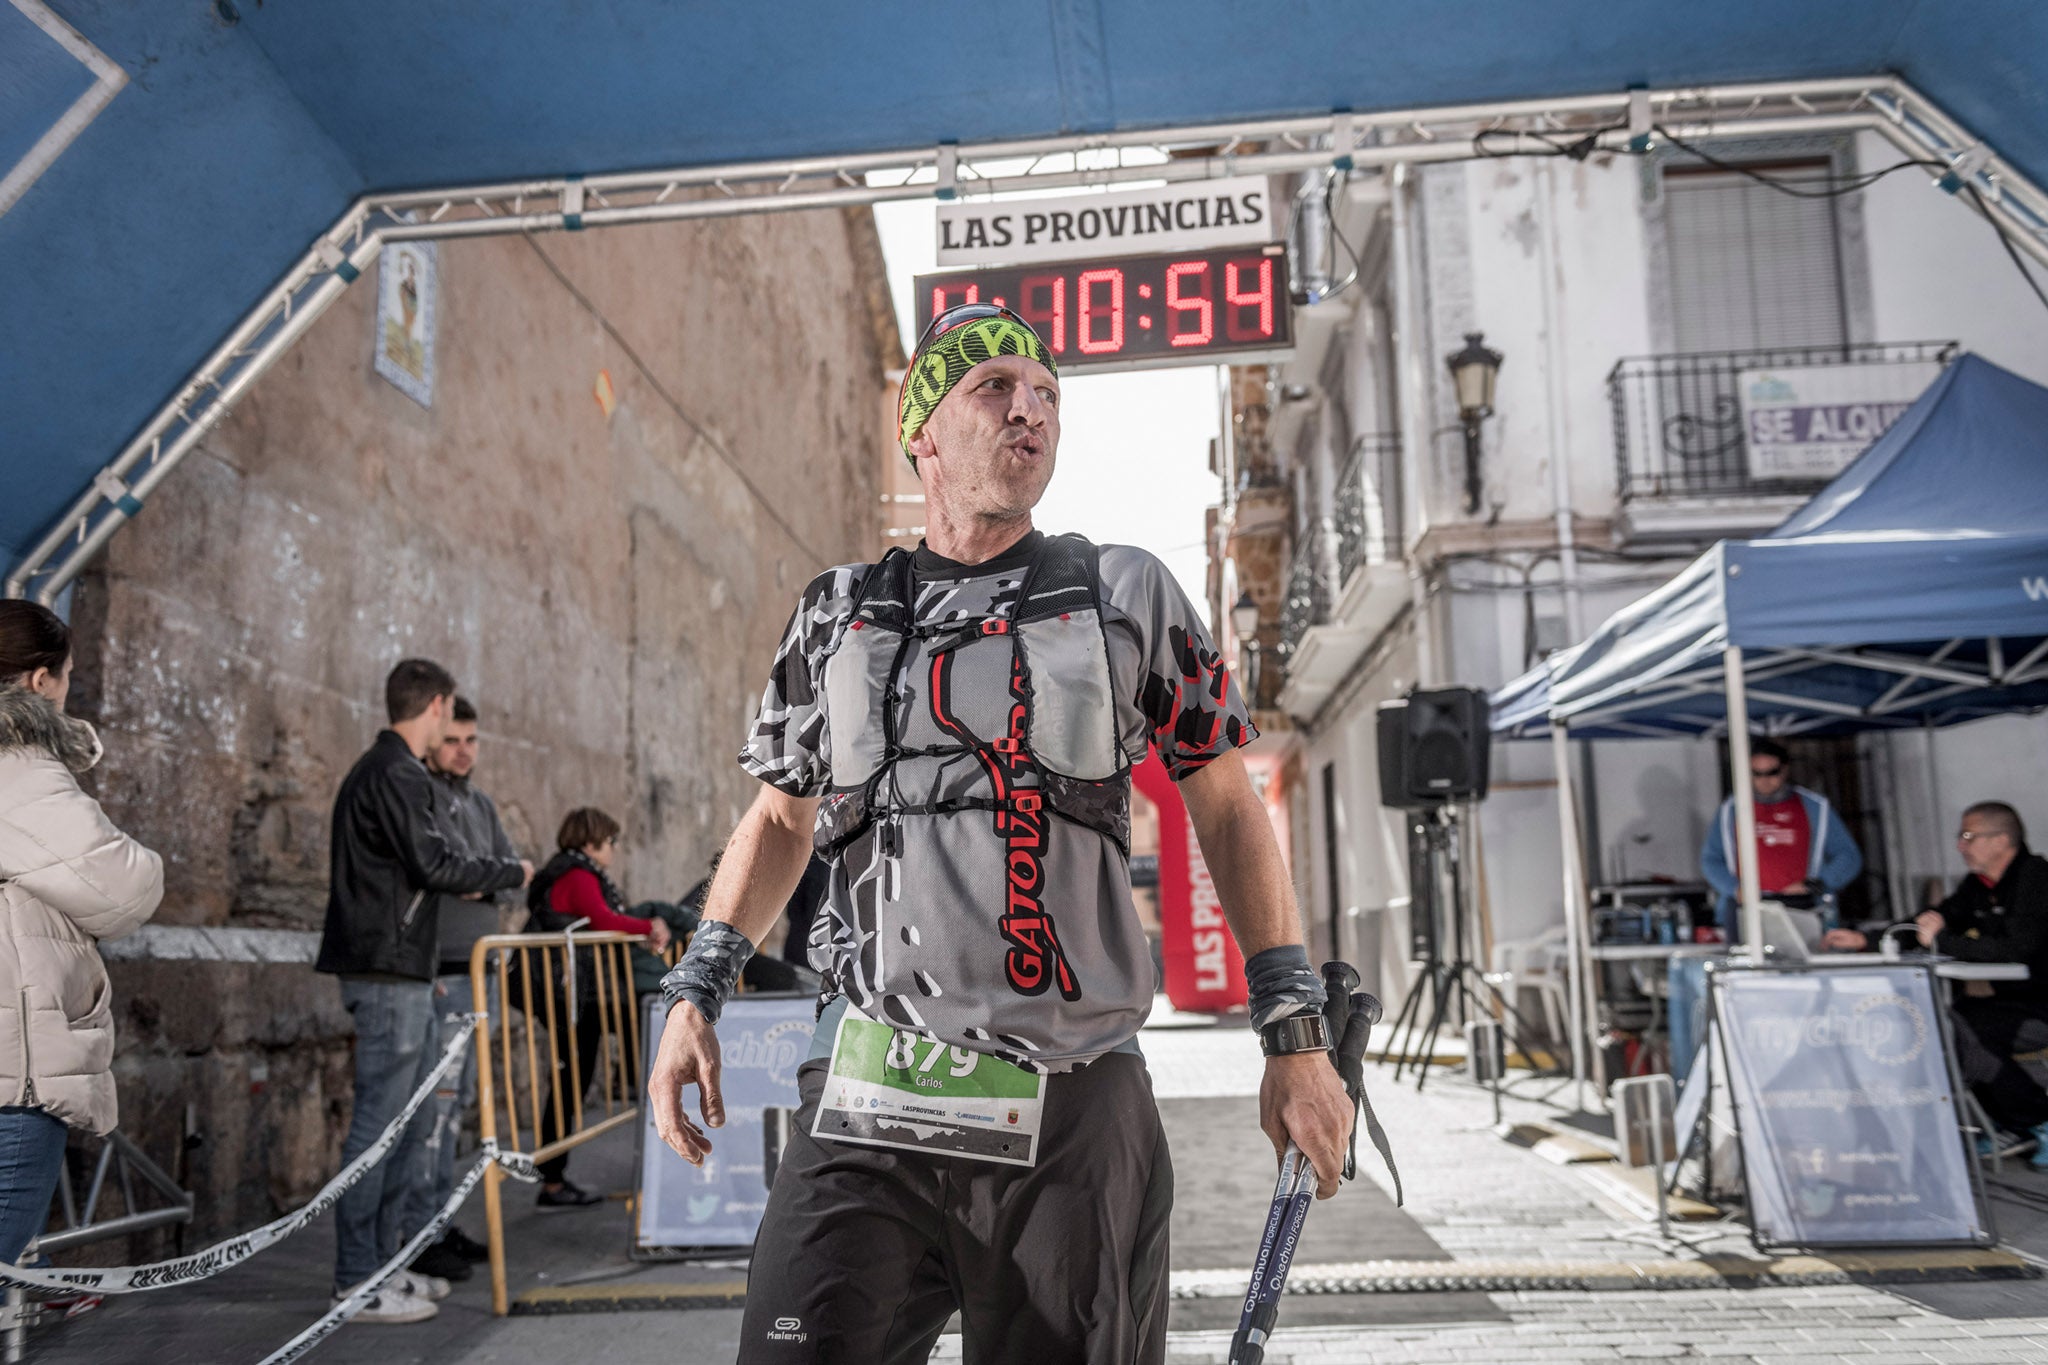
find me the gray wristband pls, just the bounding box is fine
[658,921,755,1026]
[1244,944,1328,1031]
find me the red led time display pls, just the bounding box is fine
[912,245,1293,373]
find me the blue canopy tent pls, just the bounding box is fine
[1491,353,2048,1090]
[1503,354,2048,741]
[6,1,2048,600]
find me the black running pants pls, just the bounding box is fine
[738,1052,1173,1365]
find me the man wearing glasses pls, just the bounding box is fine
[1699,737,1863,943]
[1832,802,2048,1163]
[648,304,1354,1363]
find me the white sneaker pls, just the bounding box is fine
[395,1268,452,1302]
[336,1286,438,1324]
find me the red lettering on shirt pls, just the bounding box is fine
[1754,797,1812,894]
[928,647,1081,1001]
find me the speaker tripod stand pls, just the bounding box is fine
[1379,807,1556,1093]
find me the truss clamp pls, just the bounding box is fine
[313,238,359,284]
[562,178,586,230]
[1937,144,1992,196]
[935,142,958,201]
[93,471,144,519]
[1627,89,1653,153]
[1331,110,1356,171]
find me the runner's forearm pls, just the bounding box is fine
[1179,751,1304,959]
[700,784,820,945]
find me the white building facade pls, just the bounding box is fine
[1210,131,2048,1018]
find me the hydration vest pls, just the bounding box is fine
[813,533,1134,862]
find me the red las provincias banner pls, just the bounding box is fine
[1132,754,1249,1014]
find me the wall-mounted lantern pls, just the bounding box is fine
[1445,331,1503,514]
[1231,590,1263,704]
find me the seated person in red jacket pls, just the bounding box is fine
[523,807,669,1208]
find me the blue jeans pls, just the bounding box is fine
[1667,956,1721,1084]
[405,974,489,1240]
[0,1107,67,1265]
[334,979,438,1291]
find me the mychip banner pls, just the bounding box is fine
[637,994,815,1251]
[1714,964,1989,1249]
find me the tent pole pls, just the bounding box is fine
[1551,724,1591,1107]
[1921,718,1946,913]
[1723,647,1765,966]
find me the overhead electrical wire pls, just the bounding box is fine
[1286,113,2048,343]
[1474,119,2048,319]
[1647,124,1947,197]
[1962,183,2048,316]
[1650,123,2048,318]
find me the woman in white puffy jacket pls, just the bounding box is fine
[0,601,162,1263]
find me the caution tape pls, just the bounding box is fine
[0,1012,495,1294]
[259,1144,537,1365]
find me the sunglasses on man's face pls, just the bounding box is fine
[1751,765,1785,779]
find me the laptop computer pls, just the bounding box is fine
[1758,902,1825,962]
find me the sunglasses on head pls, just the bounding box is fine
[911,301,1034,358]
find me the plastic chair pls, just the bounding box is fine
[1487,925,1571,1050]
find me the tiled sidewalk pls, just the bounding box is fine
[939,1019,2048,1365]
[1132,1287,2048,1364]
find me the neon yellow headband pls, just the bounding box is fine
[897,307,1057,464]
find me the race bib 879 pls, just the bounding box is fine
[810,1008,1045,1166]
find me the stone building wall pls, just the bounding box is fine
[65,207,897,1245]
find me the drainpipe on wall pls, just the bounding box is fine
[1536,159,1584,641]
[1536,160,1600,881]
[1389,162,1437,686]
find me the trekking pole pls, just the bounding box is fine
[1229,964,1394,1365]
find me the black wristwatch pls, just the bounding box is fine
[1258,1013,1331,1057]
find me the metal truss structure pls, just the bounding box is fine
[11,74,2047,601]
[1503,637,2048,741]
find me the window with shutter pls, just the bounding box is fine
[1664,161,1848,354]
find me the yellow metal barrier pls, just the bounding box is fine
[468,930,654,1315]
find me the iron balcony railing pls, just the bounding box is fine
[1278,433,1404,670]
[1608,341,1956,503]
[1277,525,1330,668]
[1335,433,1403,582]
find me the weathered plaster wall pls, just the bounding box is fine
[67,207,892,1241]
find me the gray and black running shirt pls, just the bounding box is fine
[740,531,1257,1071]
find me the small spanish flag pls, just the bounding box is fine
[593,368,618,421]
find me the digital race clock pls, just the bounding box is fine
[912,244,1293,374]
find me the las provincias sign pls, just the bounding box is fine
[935,174,1276,268]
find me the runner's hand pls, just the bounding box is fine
[650,1000,723,1165]
[1260,1051,1355,1199]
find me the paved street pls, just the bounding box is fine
[25,1012,2048,1363]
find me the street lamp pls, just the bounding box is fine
[1446,331,1503,515]
[1231,590,1263,705]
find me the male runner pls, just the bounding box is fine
[651,304,1353,1364]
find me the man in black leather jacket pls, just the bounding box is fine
[316,659,531,1320]
[1917,802,2048,1167]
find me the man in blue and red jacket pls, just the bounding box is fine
[1700,738,1863,942]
